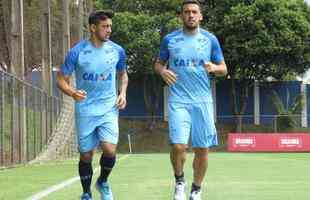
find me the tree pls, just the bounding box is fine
[110,12,180,128]
[204,0,310,130]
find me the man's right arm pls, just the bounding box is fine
[57,72,86,101]
[154,36,177,86]
[56,72,75,97]
[154,59,177,86]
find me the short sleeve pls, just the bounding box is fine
[60,50,78,76]
[210,35,224,64]
[116,47,127,72]
[158,36,169,62]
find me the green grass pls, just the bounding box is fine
[1,153,310,200]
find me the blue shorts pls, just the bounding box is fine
[75,106,119,153]
[168,102,218,148]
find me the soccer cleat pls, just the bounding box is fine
[80,193,92,200]
[96,180,113,200]
[189,190,202,200]
[174,182,186,200]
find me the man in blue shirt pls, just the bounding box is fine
[57,10,128,200]
[155,1,227,199]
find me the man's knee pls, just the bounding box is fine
[172,144,187,154]
[101,142,116,157]
[193,148,209,159]
[80,151,94,162]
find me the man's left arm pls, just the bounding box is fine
[116,69,128,110]
[205,61,227,77]
[204,35,228,77]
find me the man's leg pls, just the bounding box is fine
[76,116,100,200]
[95,142,116,200]
[189,102,218,199]
[79,151,94,197]
[97,142,117,184]
[95,109,119,200]
[170,144,187,200]
[192,148,208,192]
[170,144,187,182]
[168,103,191,200]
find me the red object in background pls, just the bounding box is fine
[228,133,310,152]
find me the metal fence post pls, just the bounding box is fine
[274,115,278,133]
[39,89,43,152]
[33,89,37,158]
[25,84,30,161]
[10,76,16,165]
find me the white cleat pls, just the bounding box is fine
[174,182,186,200]
[189,190,202,200]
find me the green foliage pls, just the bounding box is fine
[201,0,310,125]
[220,0,310,80]
[97,0,181,14]
[111,13,160,75]
[96,7,181,76]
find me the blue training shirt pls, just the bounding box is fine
[159,28,224,103]
[60,39,127,116]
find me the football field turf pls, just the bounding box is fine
[0,153,309,200]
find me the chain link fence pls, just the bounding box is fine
[2,80,309,168]
[0,70,62,167]
[0,1,94,168]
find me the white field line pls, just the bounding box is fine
[25,155,130,200]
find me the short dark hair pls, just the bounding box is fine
[88,10,114,25]
[181,0,201,11]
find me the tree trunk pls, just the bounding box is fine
[0,0,11,66]
[10,0,26,164]
[78,0,84,40]
[62,0,70,59]
[150,75,162,129]
[238,83,250,132]
[41,0,52,95]
[230,78,250,132]
[143,75,163,131]
[143,76,154,130]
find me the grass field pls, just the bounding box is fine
[0,153,309,200]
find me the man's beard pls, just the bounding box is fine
[96,33,110,42]
[184,23,199,31]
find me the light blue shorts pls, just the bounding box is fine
[168,102,218,148]
[75,106,119,153]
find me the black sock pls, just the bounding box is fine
[175,172,185,183]
[97,155,116,184]
[79,160,93,194]
[191,183,201,193]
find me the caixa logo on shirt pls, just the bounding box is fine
[174,58,205,67]
[82,72,112,81]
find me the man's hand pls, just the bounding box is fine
[204,62,217,74]
[116,93,127,110]
[160,68,177,86]
[71,90,87,101]
[204,61,228,77]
